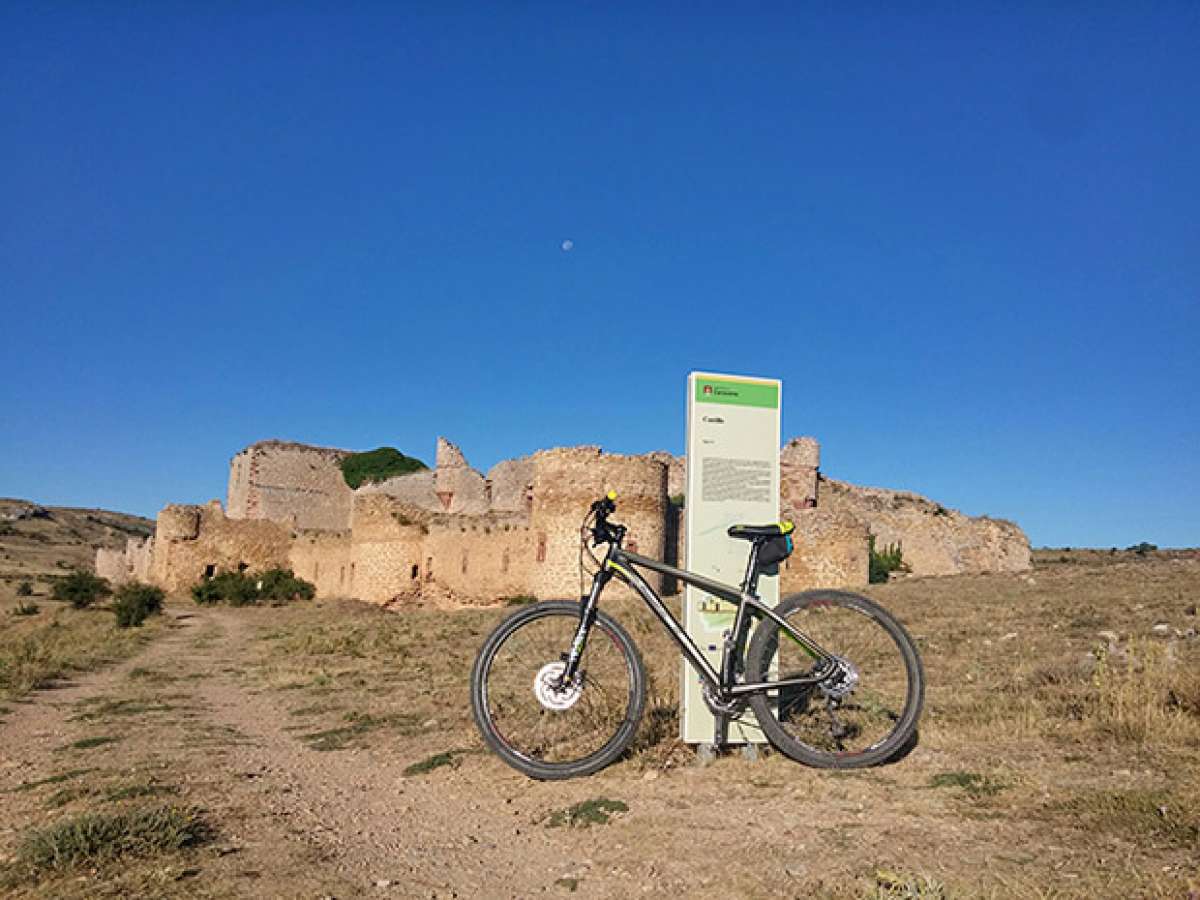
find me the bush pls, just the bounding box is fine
[339,447,427,489]
[111,583,165,629]
[191,569,314,607]
[52,572,112,609]
[257,568,315,605]
[11,601,39,617]
[1127,542,1158,556]
[869,536,906,584]
[17,581,33,597]
[191,571,258,606]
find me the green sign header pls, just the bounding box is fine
[694,377,779,409]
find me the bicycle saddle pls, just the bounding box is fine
[727,521,795,540]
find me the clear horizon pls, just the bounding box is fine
[2,5,1197,549]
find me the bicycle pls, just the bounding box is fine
[470,492,924,780]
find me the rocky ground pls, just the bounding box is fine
[1,549,1198,898]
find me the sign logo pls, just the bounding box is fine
[703,385,713,395]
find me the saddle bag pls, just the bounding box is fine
[758,534,794,573]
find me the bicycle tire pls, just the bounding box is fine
[746,590,924,769]
[471,600,647,780]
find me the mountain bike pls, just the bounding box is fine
[470,492,924,780]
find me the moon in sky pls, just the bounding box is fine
[561,239,574,252]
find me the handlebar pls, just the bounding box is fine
[589,491,625,547]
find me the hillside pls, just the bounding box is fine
[0,499,153,585]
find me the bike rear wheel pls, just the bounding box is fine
[471,600,646,780]
[746,590,924,768]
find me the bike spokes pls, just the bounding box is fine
[483,612,636,766]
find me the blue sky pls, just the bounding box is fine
[1,4,1197,548]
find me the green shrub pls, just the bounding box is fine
[11,601,40,617]
[191,571,258,606]
[257,568,315,605]
[17,581,33,597]
[191,569,314,607]
[1127,542,1157,556]
[339,447,427,489]
[869,536,906,584]
[112,583,165,629]
[52,572,112,609]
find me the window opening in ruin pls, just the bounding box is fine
[425,557,433,582]
[536,533,546,563]
[411,564,419,580]
[501,549,509,574]
[461,551,468,575]
[203,564,216,579]
[314,562,320,581]
[237,562,248,573]
[340,567,345,586]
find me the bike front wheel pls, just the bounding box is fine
[470,600,647,780]
[746,590,924,768]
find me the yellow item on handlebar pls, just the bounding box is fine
[606,490,617,501]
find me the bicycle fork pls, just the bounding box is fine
[559,567,611,684]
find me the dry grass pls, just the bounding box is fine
[1090,639,1200,744]
[13,804,211,871]
[0,606,164,700]
[3,549,1198,897]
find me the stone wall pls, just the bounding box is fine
[341,493,535,605]
[95,547,126,584]
[780,437,820,518]
[529,447,668,597]
[150,501,292,591]
[355,469,439,508]
[818,477,1031,576]
[780,508,870,591]
[487,457,534,514]
[289,531,352,598]
[434,438,489,515]
[227,441,353,531]
[108,432,1030,605]
[348,494,426,605]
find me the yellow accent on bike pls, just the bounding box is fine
[779,520,794,534]
[605,560,632,579]
[607,490,618,501]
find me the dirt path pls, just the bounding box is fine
[1,604,949,898]
[1,608,600,897]
[4,577,1197,899]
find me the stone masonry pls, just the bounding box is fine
[99,435,1030,603]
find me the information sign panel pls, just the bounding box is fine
[682,372,781,744]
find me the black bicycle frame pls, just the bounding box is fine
[562,540,836,701]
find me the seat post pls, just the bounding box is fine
[740,540,762,595]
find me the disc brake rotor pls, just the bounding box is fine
[533,661,583,711]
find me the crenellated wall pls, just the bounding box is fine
[104,432,1030,605]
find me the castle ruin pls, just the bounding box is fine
[96,436,1031,604]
